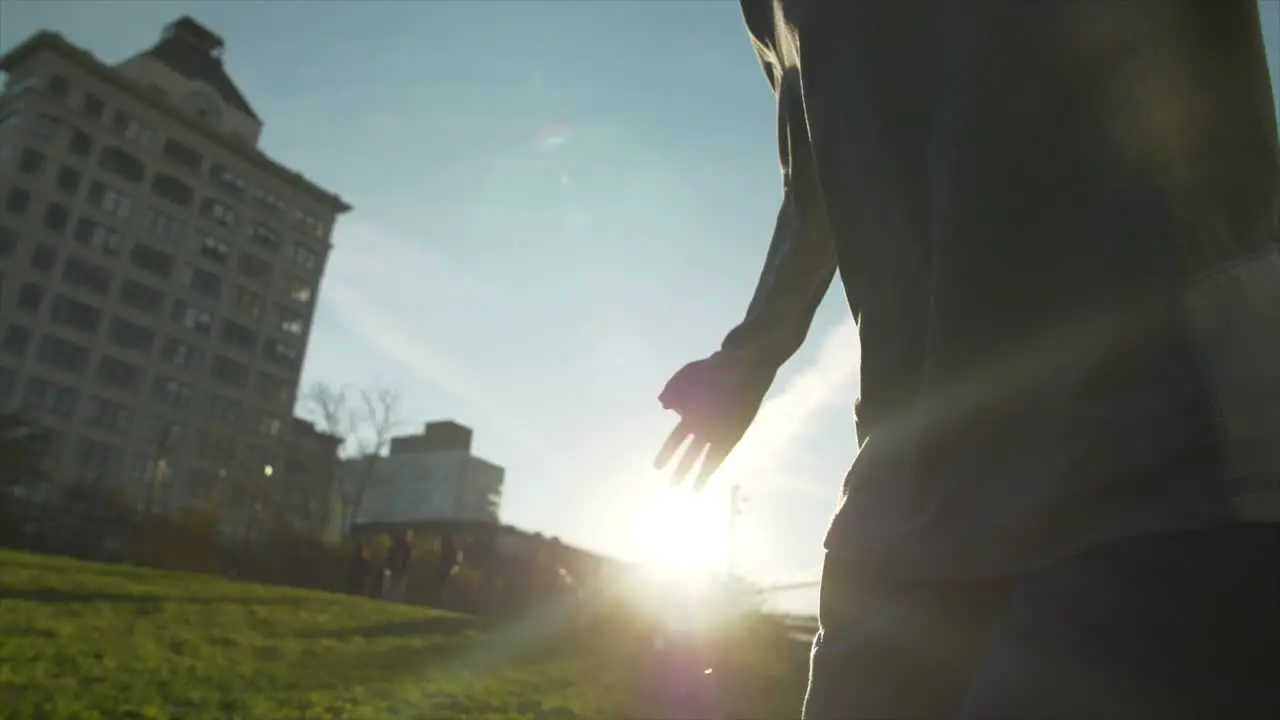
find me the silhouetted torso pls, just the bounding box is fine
[740,0,1280,575]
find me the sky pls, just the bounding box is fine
[2,1,1278,615]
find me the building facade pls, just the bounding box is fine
[351,421,504,527]
[278,418,341,534]
[0,17,350,512]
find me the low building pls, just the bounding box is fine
[349,420,503,527]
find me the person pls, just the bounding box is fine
[382,529,414,603]
[346,543,372,597]
[432,533,460,606]
[656,2,1280,719]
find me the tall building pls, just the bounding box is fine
[278,418,341,534]
[0,17,350,511]
[351,421,505,528]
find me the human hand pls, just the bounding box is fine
[655,350,774,489]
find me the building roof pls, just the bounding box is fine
[143,17,260,121]
[0,29,351,215]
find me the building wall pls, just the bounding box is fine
[0,25,348,513]
[352,449,504,525]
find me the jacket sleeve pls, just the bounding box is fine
[721,1,838,370]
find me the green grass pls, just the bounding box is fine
[0,549,809,719]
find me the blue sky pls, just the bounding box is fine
[3,1,1278,614]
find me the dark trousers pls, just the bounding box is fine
[803,525,1280,719]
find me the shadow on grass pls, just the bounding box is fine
[0,587,319,607]
[300,615,485,640]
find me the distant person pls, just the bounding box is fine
[346,543,372,597]
[432,534,460,606]
[382,530,414,603]
[656,1,1280,718]
[437,533,459,581]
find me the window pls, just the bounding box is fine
[178,264,222,300]
[146,208,184,241]
[111,111,157,149]
[5,186,30,215]
[218,319,258,353]
[62,256,113,295]
[141,415,185,453]
[255,412,284,438]
[87,182,132,218]
[151,375,193,410]
[36,334,90,374]
[198,234,230,264]
[209,354,250,387]
[42,202,70,233]
[33,114,59,142]
[169,300,213,336]
[231,285,264,318]
[81,94,107,120]
[274,306,307,336]
[128,242,175,279]
[18,148,45,175]
[251,187,286,215]
[49,295,102,334]
[73,437,119,477]
[287,278,314,304]
[161,337,203,371]
[262,339,300,370]
[237,252,272,283]
[161,138,202,171]
[118,279,165,315]
[96,354,143,393]
[55,166,81,196]
[199,198,236,227]
[151,173,193,207]
[22,378,78,418]
[295,211,327,239]
[107,317,156,354]
[73,218,123,255]
[125,120,157,148]
[249,223,281,253]
[3,325,32,357]
[84,395,133,436]
[209,163,248,194]
[47,74,70,100]
[16,282,43,314]
[69,127,92,157]
[0,224,17,258]
[98,145,146,184]
[29,243,58,274]
[196,429,236,463]
[204,392,241,425]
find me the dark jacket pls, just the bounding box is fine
[732,0,1280,577]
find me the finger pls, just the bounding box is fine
[654,421,692,469]
[673,440,708,485]
[692,442,730,491]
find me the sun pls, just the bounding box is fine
[628,484,731,580]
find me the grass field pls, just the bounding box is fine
[0,549,809,719]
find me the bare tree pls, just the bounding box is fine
[303,381,404,538]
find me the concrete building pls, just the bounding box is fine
[0,17,350,510]
[351,421,504,527]
[277,418,341,534]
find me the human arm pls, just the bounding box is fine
[719,186,837,372]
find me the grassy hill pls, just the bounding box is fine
[0,549,809,719]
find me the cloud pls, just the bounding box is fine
[715,319,861,494]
